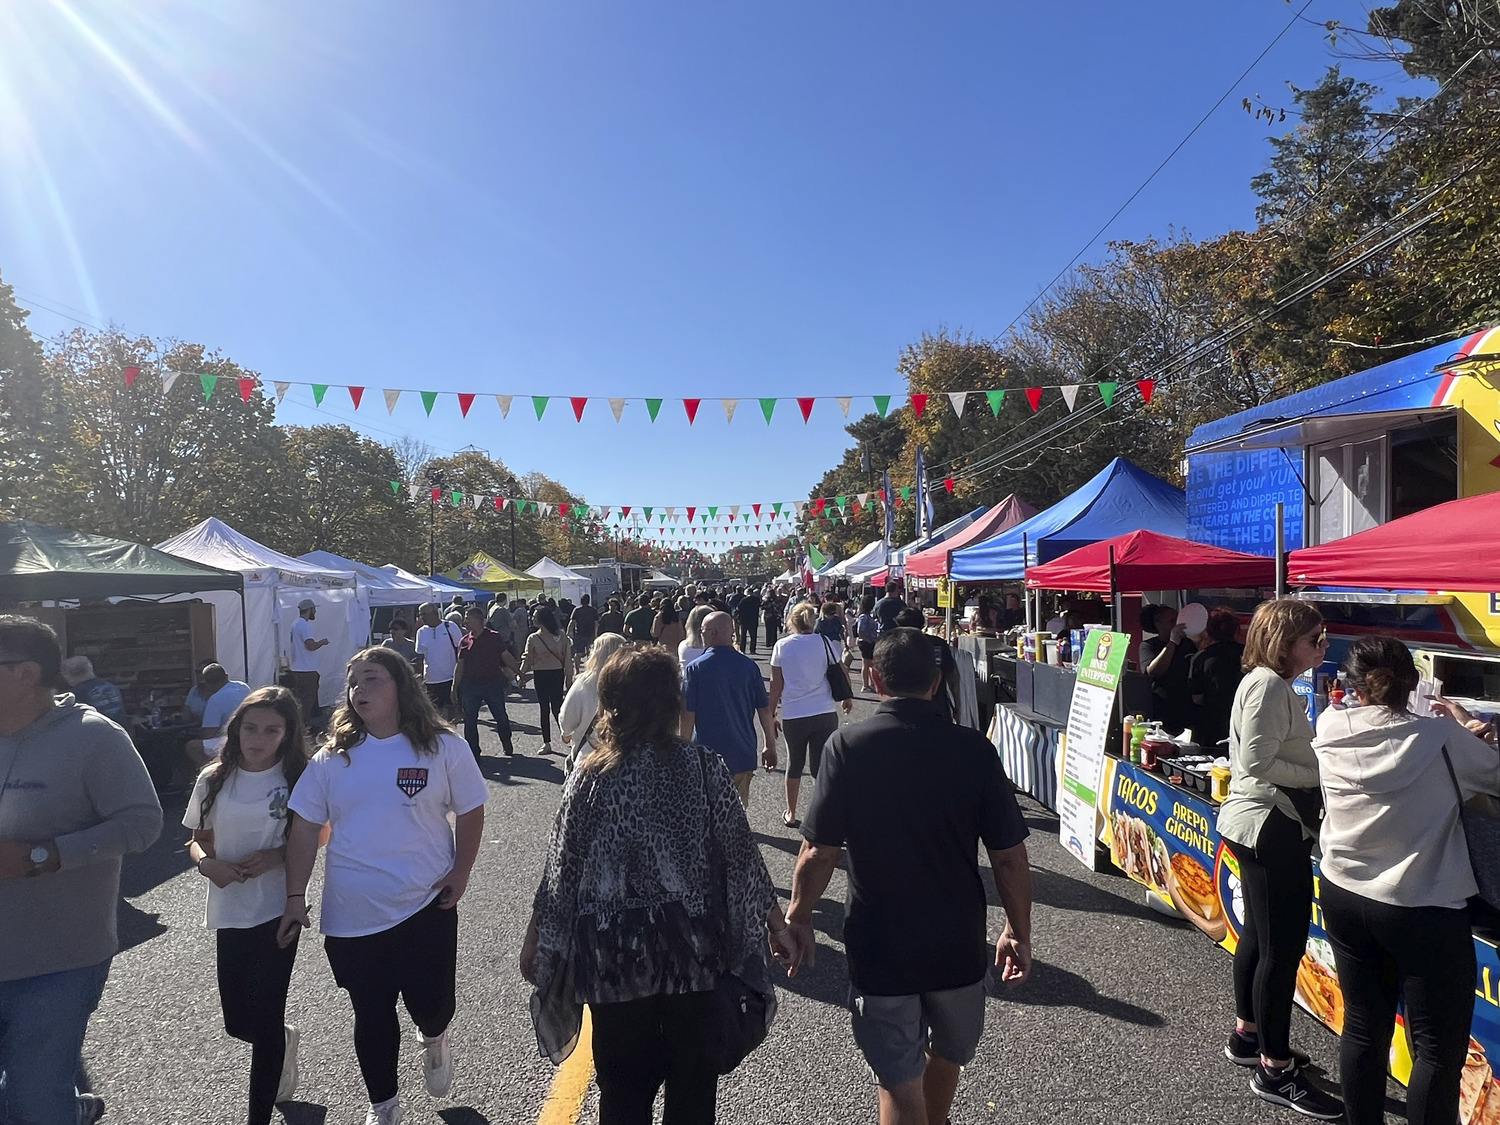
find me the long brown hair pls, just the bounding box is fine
[1241,598,1323,678]
[581,646,684,775]
[196,686,310,838]
[326,646,450,760]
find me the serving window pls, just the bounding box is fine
[1309,416,1458,545]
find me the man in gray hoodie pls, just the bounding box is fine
[0,615,163,1124]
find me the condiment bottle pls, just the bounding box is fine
[1130,722,1147,764]
[1122,714,1134,752]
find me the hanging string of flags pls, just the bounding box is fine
[123,365,1157,421]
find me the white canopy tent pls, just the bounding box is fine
[157,519,365,706]
[525,557,592,603]
[299,550,442,607]
[822,539,889,582]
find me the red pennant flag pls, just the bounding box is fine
[909,393,928,419]
[683,398,701,424]
[1138,379,1156,404]
[238,378,256,403]
[458,393,476,417]
[123,365,141,387]
[1024,387,1043,412]
[752,503,762,517]
[620,506,631,517]
[797,397,815,422]
[348,386,365,409]
[431,488,442,502]
[813,498,826,514]
[944,477,954,493]
[570,397,588,421]
[558,502,571,517]
[494,497,504,510]
[686,506,696,522]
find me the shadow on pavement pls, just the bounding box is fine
[481,754,566,787]
[116,898,169,954]
[992,957,1166,1027]
[775,937,852,1009]
[1012,866,1175,925]
[279,1102,329,1124]
[438,1109,493,1125]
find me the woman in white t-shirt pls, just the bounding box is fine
[186,685,311,1125]
[769,602,853,829]
[676,604,713,672]
[278,647,489,1125]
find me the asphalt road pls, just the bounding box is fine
[84,651,1408,1124]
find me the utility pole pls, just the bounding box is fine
[510,502,517,567]
[426,468,446,576]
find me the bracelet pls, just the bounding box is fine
[286,893,306,899]
[196,855,211,874]
[767,920,790,936]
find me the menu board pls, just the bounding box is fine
[1058,629,1128,869]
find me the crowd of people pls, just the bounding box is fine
[6,579,1500,1125]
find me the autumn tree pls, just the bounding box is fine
[0,271,62,519]
[276,425,421,563]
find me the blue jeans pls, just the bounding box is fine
[460,681,513,758]
[0,959,110,1125]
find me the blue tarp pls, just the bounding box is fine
[890,506,987,565]
[949,458,1186,581]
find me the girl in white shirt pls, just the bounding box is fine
[279,648,488,1125]
[186,686,310,1125]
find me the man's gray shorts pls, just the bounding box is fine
[848,981,986,1087]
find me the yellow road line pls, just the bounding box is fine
[535,1006,594,1125]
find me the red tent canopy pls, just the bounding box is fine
[904,495,1038,579]
[1287,491,1500,592]
[1025,530,1275,592]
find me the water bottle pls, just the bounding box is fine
[148,691,162,729]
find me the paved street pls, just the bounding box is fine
[85,651,1403,1125]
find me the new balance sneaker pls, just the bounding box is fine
[423,1029,454,1097]
[1251,1061,1344,1119]
[1224,1029,1312,1068]
[76,1093,106,1125]
[276,1024,300,1102]
[364,1097,404,1125]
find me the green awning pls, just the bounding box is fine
[0,519,244,602]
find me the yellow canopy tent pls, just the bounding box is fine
[442,552,543,595]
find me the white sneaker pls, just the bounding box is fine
[275,1024,300,1102]
[364,1097,403,1125]
[423,1029,454,1097]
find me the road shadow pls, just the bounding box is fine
[988,865,1174,925]
[279,1102,329,1125]
[117,815,193,905]
[481,754,566,787]
[438,1109,493,1125]
[116,898,169,954]
[774,935,852,1008]
[990,957,1166,1027]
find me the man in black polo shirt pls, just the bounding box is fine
[784,628,1033,1125]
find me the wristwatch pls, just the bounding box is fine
[26,843,50,877]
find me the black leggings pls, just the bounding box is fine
[591,990,718,1125]
[324,900,458,1104]
[1224,809,1312,1061]
[783,712,839,779]
[533,669,566,743]
[1321,880,1475,1125]
[218,918,299,1125]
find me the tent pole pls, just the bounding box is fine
[240,589,250,683]
[1274,501,1287,598]
[1109,546,1121,633]
[1021,535,1031,629]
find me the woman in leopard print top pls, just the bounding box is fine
[522,646,795,1119]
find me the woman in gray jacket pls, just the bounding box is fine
[1314,636,1500,1125]
[1217,598,1341,1119]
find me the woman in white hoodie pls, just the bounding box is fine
[1313,635,1500,1125]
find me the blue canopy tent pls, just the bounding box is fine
[949,458,1186,581]
[889,506,988,568]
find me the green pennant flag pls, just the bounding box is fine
[986,389,1005,415]
[643,507,653,519]
[872,395,891,418]
[759,398,777,424]
[311,384,329,406]
[808,543,828,569]
[421,391,438,416]
[200,374,218,401]
[451,491,464,507]
[646,398,663,422]
[835,495,848,512]
[389,480,401,495]
[1098,381,1118,408]
[772,502,783,516]
[708,506,718,519]
[898,486,911,501]
[532,396,549,420]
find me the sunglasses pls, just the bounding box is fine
[1307,630,1329,647]
[0,657,34,667]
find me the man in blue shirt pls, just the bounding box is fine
[182,663,251,776]
[681,612,777,807]
[59,656,127,725]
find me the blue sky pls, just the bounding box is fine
[0,0,1419,538]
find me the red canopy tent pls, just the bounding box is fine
[1025,530,1275,592]
[905,495,1038,584]
[1287,491,1500,591]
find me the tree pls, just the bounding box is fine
[276,425,421,563]
[0,271,62,519]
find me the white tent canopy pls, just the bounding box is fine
[157,519,365,706]
[299,550,442,608]
[822,539,889,581]
[525,556,592,603]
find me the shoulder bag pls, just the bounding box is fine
[696,750,771,1074]
[1441,744,1500,910]
[821,635,854,703]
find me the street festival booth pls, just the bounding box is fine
[1090,327,1500,1096]
[904,494,1038,591]
[441,552,543,598]
[157,518,365,707]
[381,564,481,604]
[299,549,441,635]
[822,539,888,585]
[525,556,592,603]
[0,519,243,719]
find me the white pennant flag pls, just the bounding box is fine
[384,389,401,414]
[538,502,552,516]
[471,494,485,509]
[947,391,967,417]
[792,500,805,514]
[274,381,291,403]
[1059,384,1080,412]
[495,394,513,419]
[837,396,852,417]
[722,399,738,423]
[730,505,740,519]
[609,398,626,421]
[857,492,869,506]
[666,506,677,519]
[407,484,422,502]
[160,370,181,395]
